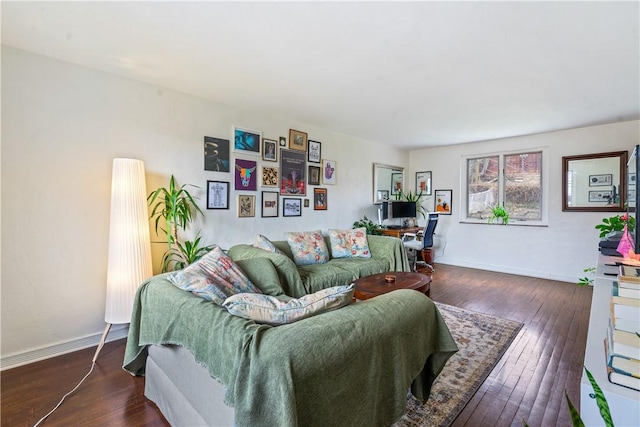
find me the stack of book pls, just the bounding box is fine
[604,265,640,391]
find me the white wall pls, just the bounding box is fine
[407,121,639,282]
[0,46,407,366]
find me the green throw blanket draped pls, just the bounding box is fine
[123,276,458,427]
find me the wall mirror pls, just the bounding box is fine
[562,150,628,212]
[373,163,404,204]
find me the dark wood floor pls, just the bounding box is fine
[1,264,592,427]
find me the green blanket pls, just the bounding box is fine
[123,277,458,427]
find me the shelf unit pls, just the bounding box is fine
[580,254,640,426]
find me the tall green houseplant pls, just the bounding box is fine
[148,175,213,272]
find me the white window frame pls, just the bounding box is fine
[460,147,549,226]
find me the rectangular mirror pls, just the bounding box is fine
[373,163,404,204]
[562,150,628,212]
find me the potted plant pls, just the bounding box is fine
[488,204,510,225]
[353,215,382,235]
[596,213,635,238]
[403,190,426,219]
[148,175,213,272]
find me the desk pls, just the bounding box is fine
[380,226,422,239]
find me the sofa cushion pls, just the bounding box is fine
[285,230,330,266]
[168,246,262,305]
[329,257,390,279]
[329,228,372,258]
[235,258,290,299]
[222,284,354,325]
[253,234,283,254]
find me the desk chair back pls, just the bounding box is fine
[422,213,439,249]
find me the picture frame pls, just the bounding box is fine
[308,140,321,163]
[314,188,328,210]
[261,191,279,217]
[416,171,432,195]
[589,174,613,187]
[261,166,279,187]
[234,159,257,191]
[237,195,256,217]
[377,190,389,201]
[322,159,337,185]
[288,129,308,152]
[279,136,287,147]
[280,148,306,196]
[588,190,613,202]
[283,198,302,217]
[262,139,278,162]
[308,165,321,185]
[207,180,229,209]
[204,136,230,172]
[304,199,310,208]
[391,172,403,195]
[233,126,261,155]
[435,189,452,215]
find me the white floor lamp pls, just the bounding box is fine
[93,158,153,362]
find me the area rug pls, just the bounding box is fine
[393,303,523,427]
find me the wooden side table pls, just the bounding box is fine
[379,226,422,239]
[353,271,431,300]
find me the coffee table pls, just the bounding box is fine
[353,271,431,300]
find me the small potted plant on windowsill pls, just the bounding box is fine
[488,204,510,225]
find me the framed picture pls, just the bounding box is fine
[207,181,229,209]
[322,159,337,185]
[262,166,279,187]
[234,159,257,191]
[308,140,321,163]
[589,174,612,187]
[279,136,287,146]
[314,188,328,210]
[435,189,452,215]
[233,126,261,155]
[308,165,321,185]
[377,190,389,201]
[280,148,306,196]
[304,199,310,208]
[288,129,308,152]
[391,172,403,195]
[589,190,613,202]
[238,195,256,217]
[283,198,302,217]
[416,171,432,195]
[261,191,279,217]
[262,139,278,162]
[204,136,230,172]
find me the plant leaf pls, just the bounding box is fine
[584,367,614,427]
[564,391,585,427]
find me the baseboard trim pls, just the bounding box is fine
[434,259,576,284]
[1,325,129,371]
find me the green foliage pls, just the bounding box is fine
[488,204,510,225]
[148,175,211,272]
[403,190,427,219]
[596,213,635,238]
[565,390,586,427]
[577,267,596,286]
[353,215,382,235]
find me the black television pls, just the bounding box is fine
[391,201,417,218]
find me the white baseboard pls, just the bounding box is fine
[1,324,129,371]
[434,259,577,284]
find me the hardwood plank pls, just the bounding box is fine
[2,264,592,426]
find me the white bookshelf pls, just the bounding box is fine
[580,254,640,426]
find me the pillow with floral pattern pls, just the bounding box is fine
[285,230,330,265]
[329,227,372,258]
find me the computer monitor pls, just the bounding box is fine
[391,201,416,218]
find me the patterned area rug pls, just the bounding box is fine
[394,303,523,427]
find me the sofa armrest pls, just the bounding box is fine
[366,234,411,272]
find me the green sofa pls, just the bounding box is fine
[227,234,411,297]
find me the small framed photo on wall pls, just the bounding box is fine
[416,171,432,195]
[262,166,279,187]
[308,166,321,185]
[322,159,337,185]
[261,191,279,217]
[262,139,278,162]
[308,140,321,163]
[238,195,256,218]
[234,159,258,191]
[283,198,302,217]
[207,181,229,210]
[288,129,308,152]
[233,126,261,155]
[435,189,452,215]
[314,188,327,210]
[204,136,230,172]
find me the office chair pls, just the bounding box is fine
[402,212,438,273]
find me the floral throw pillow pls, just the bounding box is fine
[285,230,330,265]
[222,284,355,325]
[329,228,372,258]
[168,245,262,305]
[253,234,283,254]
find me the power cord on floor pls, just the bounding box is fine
[32,324,110,426]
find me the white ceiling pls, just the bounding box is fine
[2,1,639,149]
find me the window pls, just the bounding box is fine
[465,150,544,223]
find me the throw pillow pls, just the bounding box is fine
[168,245,262,305]
[329,227,372,258]
[285,230,330,265]
[253,234,283,254]
[222,284,355,325]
